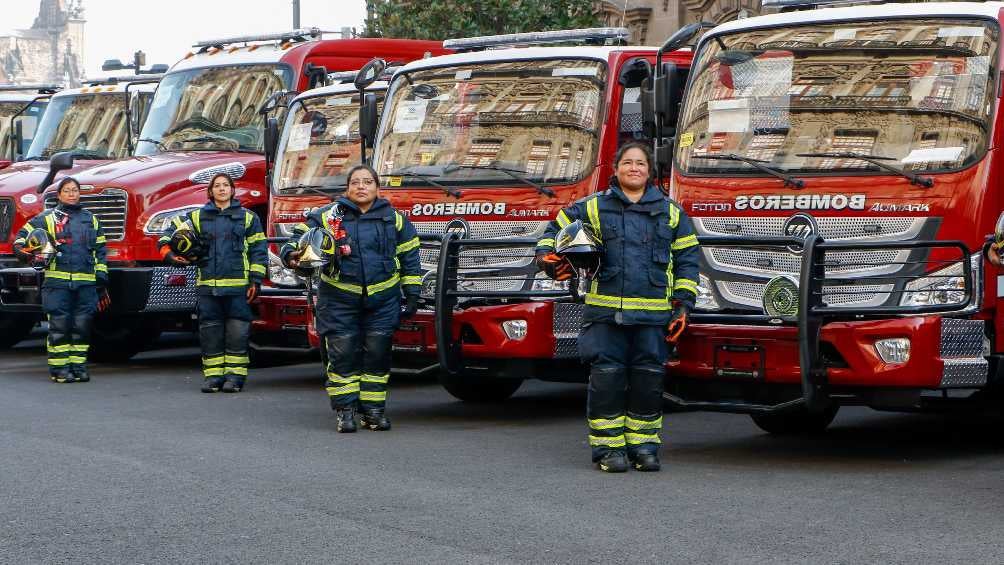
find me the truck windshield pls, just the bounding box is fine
[137,64,291,156]
[273,90,384,195]
[677,18,998,176]
[0,100,45,159]
[375,59,605,186]
[25,93,132,160]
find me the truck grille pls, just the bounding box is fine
[45,189,128,240]
[413,220,546,270]
[695,216,931,310]
[0,197,12,243]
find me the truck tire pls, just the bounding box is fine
[438,371,523,403]
[89,316,162,362]
[0,314,39,349]
[750,405,839,435]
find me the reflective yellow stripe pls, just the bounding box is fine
[556,210,572,228]
[669,203,680,229]
[227,366,249,376]
[588,435,626,448]
[47,344,71,353]
[674,278,698,295]
[192,210,201,233]
[246,233,266,244]
[672,234,698,250]
[625,432,661,444]
[94,264,108,273]
[197,278,248,287]
[48,358,70,366]
[69,344,89,352]
[625,416,663,430]
[360,373,389,384]
[401,275,421,286]
[395,211,403,231]
[359,391,387,401]
[588,416,625,430]
[586,196,600,240]
[45,214,56,238]
[294,222,309,232]
[95,236,107,244]
[327,384,360,396]
[326,374,358,385]
[369,274,400,294]
[68,356,87,364]
[204,368,226,377]
[203,356,225,366]
[321,273,401,295]
[396,237,419,254]
[537,238,555,248]
[45,270,97,282]
[172,216,187,230]
[584,293,671,311]
[244,211,253,228]
[249,264,267,275]
[224,355,249,364]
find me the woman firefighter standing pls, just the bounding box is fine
[13,177,110,383]
[281,164,422,433]
[158,172,267,393]
[536,142,700,473]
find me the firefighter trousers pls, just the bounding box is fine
[42,286,97,377]
[197,294,252,384]
[578,322,667,461]
[318,288,400,411]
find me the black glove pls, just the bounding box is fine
[401,294,419,318]
[247,282,261,304]
[666,301,691,344]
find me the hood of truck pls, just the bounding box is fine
[0,159,112,256]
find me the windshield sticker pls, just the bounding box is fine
[388,176,402,187]
[326,97,352,106]
[552,67,599,77]
[393,99,429,134]
[287,122,312,152]
[902,146,963,164]
[679,132,694,148]
[938,26,984,38]
[735,194,866,211]
[455,70,472,81]
[708,98,750,133]
[831,28,858,41]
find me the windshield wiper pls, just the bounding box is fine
[174,134,240,150]
[41,148,109,160]
[137,137,169,151]
[691,153,804,188]
[796,152,933,188]
[279,183,340,199]
[385,168,461,198]
[442,163,555,197]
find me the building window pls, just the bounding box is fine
[820,130,877,169]
[410,138,442,165]
[745,133,786,161]
[526,141,551,175]
[557,143,572,178]
[463,139,502,167]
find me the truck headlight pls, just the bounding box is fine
[531,272,570,292]
[268,250,302,288]
[143,206,202,234]
[900,254,980,312]
[695,273,721,311]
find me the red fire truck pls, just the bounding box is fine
[348,28,697,400]
[0,77,159,347]
[0,29,444,359]
[668,1,1004,432]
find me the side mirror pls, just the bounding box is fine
[658,21,714,55]
[359,93,379,150]
[37,152,74,193]
[654,62,682,130]
[12,120,23,161]
[264,117,279,164]
[654,137,675,176]
[354,58,387,91]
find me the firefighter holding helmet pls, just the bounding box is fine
[158,172,267,393]
[280,164,422,433]
[12,177,110,383]
[536,142,700,473]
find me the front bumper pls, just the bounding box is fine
[251,290,313,352]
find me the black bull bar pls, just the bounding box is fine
[432,231,978,414]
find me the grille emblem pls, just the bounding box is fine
[782,213,817,253]
[445,218,470,239]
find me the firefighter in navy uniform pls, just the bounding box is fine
[13,177,110,383]
[281,164,422,433]
[536,142,700,473]
[158,173,267,393]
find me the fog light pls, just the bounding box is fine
[875,338,910,364]
[501,319,528,340]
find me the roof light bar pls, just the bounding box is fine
[193,27,322,49]
[85,74,165,86]
[443,27,630,51]
[0,84,61,93]
[761,0,882,11]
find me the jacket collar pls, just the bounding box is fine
[201,199,242,215]
[336,196,390,216]
[607,179,664,205]
[55,202,83,213]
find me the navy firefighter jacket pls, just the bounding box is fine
[13,203,108,289]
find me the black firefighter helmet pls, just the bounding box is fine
[294,227,339,276]
[554,219,602,276]
[168,218,206,261]
[23,227,56,270]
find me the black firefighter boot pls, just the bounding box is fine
[332,398,357,433]
[360,408,391,431]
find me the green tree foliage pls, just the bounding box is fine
[364,0,601,39]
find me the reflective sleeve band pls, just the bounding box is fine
[249,264,267,275]
[586,197,601,240]
[669,203,680,229]
[192,210,201,233]
[588,416,625,430]
[396,237,420,254]
[245,211,253,228]
[556,210,572,228]
[45,214,56,238]
[671,234,698,250]
[246,233,266,244]
[537,238,555,249]
[401,275,422,286]
[674,278,699,295]
[395,212,403,231]
[95,264,108,273]
[95,236,107,244]
[584,293,671,311]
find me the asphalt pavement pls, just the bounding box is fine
[2,334,1003,564]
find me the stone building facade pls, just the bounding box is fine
[0,0,86,86]
[596,0,762,45]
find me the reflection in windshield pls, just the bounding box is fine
[677,18,998,175]
[0,101,45,159]
[25,93,142,160]
[273,91,383,194]
[137,64,291,156]
[375,59,604,185]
